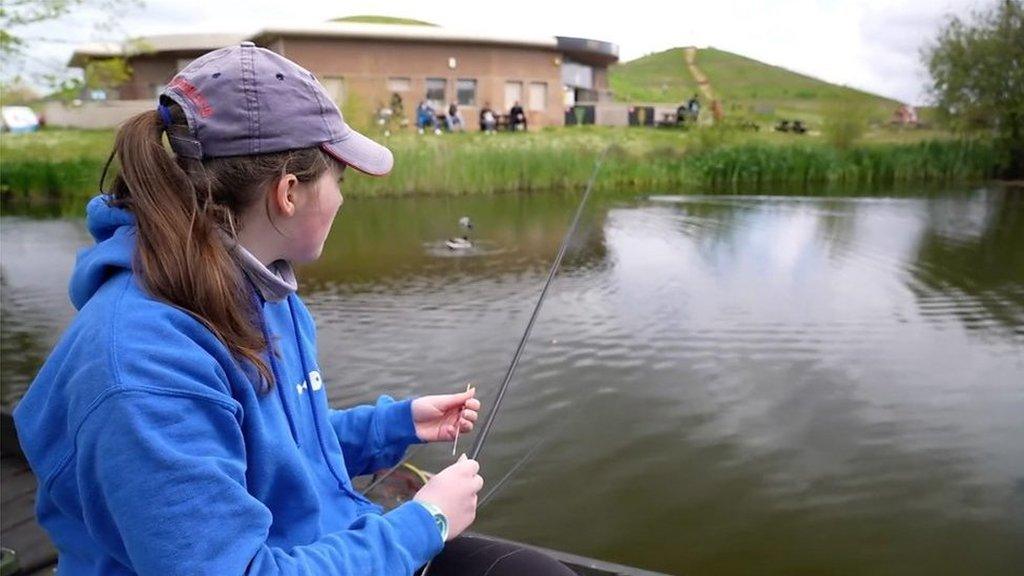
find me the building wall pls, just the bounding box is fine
[269,37,565,129]
[42,99,153,129]
[593,67,609,96]
[120,54,185,100]
[90,37,586,128]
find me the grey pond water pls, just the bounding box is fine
[2,188,1023,575]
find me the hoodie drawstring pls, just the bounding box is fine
[247,283,302,447]
[285,294,361,495]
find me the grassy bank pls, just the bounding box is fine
[0,126,999,215]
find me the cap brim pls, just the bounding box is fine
[320,129,394,177]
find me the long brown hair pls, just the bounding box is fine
[107,100,336,392]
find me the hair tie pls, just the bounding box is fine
[157,104,173,129]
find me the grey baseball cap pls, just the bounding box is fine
[159,41,393,176]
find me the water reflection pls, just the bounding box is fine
[910,191,1024,334]
[301,193,608,293]
[1,188,1022,575]
[0,218,88,405]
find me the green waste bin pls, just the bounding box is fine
[0,547,19,576]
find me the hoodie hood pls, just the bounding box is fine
[70,195,136,311]
[70,194,298,309]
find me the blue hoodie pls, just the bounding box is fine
[13,195,443,575]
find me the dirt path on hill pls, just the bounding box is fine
[684,46,715,100]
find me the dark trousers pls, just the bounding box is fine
[418,535,578,576]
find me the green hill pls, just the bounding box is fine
[331,15,438,26]
[609,47,899,125]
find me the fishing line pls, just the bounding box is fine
[477,393,592,510]
[478,432,550,509]
[420,146,611,576]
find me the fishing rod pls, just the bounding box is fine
[363,423,548,508]
[420,146,610,576]
[360,445,423,497]
[468,145,609,462]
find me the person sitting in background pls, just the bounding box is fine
[376,102,394,137]
[676,102,689,125]
[509,101,527,131]
[416,100,440,135]
[390,92,407,129]
[446,102,464,133]
[479,102,497,133]
[687,93,701,122]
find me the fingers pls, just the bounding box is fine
[433,387,480,412]
[454,386,475,402]
[453,386,476,408]
[449,404,479,429]
[449,409,476,434]
[454,456,479,475]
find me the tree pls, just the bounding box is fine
[924,0,1024,178]
[84,57,133,95]
[0,77,41,105]
[1,0,143,96]
[2,1,135,61]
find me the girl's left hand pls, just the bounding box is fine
[412,387,481,443]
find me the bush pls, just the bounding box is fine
[821,100,869,151]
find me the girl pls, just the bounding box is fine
[13,43,575,575]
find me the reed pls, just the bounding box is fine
[0,127,1000,215]
[688,139,996,191]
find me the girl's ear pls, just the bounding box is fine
[271,174,300,217]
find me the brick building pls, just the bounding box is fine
[67,21,619,129]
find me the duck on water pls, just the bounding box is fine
[446,216,474,250]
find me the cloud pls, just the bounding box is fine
[5,0,985,104]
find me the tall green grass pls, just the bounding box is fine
[688,139,996,191]
[0,127,1000,216]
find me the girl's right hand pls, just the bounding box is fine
[413,454,484,540]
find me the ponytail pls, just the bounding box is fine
[108,102,335,393]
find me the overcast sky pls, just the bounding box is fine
[7,0,986,105]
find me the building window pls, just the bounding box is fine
[426,78,446,108]
[529,82,548,112]
[504,81,523,111]
[456,79,477,106]
[561,60,594,90]
[321,76,345,106]
[388,77,411,92]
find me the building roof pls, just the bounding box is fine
[67,24,619,67]
[68,33,249,67]
[557,36,619,66]
[250,21,560,50]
